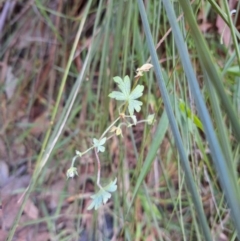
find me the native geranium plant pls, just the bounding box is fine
[66,63,154,210]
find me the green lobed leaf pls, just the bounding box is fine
[87,178,117,210]
[93,137,107,152]
[104,178,117,192]
[109,75,144,116]
[129,84,144,99]
[128,99,143,115]
[108,91,126,100]
[116,75,131,97]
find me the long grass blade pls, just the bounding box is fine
[137,1,212,240]
[6,1,96,239]
[127,110,168,214]
[162,0,240,238]
[179,0,240,141]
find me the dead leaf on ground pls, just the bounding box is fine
[2,195,21,229]
[34,232,51,241]
[4,66,18,100]
[0,139,7,160]
[29,111,50,135]
[0,161,9,186]
[41,179,66,210]
[1,175,30,229]
[24,198,39,220]
[1,175,30,198]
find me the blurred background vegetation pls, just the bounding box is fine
[1,0,240,240]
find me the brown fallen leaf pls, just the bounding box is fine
[34,232,51,241]
[4,66,18,100]
[0,161,9,186]
[29,111,50,135]
[2,195,21,229]
[24,198,39,220]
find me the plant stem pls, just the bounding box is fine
[100,116,120,139]
[94,147,102,189]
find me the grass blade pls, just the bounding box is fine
[137,1,212,239]
[127,110,168,214]
[162,0,240,238]
[178,0,240,141]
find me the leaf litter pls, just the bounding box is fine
[0,1,118,240]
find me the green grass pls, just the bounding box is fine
[1,0,240,240]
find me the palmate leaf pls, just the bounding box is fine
[93,137,106,152]
[109,76,144,116]
[87,178,117,210]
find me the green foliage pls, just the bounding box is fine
[66,67,153,210]
[109,75,144,116]
[8,0,240,239]
[93,137,107,153]
[87,178,117,210]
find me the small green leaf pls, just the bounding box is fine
[104,178,117,192]
[87,178,117,210]
[109,76,144,116]
[93,137,107,152]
